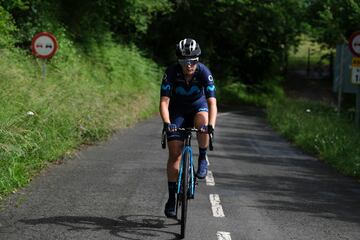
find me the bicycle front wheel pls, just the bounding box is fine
[180,150,190,239]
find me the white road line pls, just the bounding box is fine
[217,231,232,240]
[206,170,215,186]
[206,155,210,166]
[217,112,231,117]
[209,194,225,217]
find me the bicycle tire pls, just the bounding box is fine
[180,150,190,239]
[176,193,180,218]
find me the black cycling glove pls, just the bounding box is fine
[207,124,214,134]
[163,122,177,132]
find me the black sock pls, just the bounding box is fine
[199,147,207,160]
[168,182,176,201]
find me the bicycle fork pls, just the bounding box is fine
[177,146,195,199]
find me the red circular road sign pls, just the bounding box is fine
[349,31,360,57]
[31,32,58,59]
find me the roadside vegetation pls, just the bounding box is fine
[1,0,360,199]
[220,35,360,178]
[0,41,162,198]
[267,99,360,177]
[287,35,332,70]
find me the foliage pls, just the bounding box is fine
[0,0,173,48]
[146,0,307,84]
[56,0,172,43]
[267,98,360,177]
[288,34,333,70]
[1,0,360,196]
[306,0,360,46]
[0,36,162,197]
[219,77,285,107]
[2,0,359,84]
[0,6,17,47]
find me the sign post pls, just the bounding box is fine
[349,31,360,127]
[31,32,58,80]
[337,44,345,114]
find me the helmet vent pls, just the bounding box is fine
[176,38,201,58]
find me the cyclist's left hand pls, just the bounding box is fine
[207,124,214,134]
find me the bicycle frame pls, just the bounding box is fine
[177,145,195,198]
[161,127,213,239]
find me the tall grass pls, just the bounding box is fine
[0,36,162,197]
[218,73,360,177]
[218,77,285,107]
[267,99,360,177]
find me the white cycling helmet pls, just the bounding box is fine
[176,38,201,59]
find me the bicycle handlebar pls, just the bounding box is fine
[177,128,199,132]
[161,128,214,151]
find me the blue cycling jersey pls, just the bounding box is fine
[160,62,216,141]
[160,62,216,105]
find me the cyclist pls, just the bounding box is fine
[159,38,217,218]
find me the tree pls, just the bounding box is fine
[146,0,307,84]
[306,0,360,46]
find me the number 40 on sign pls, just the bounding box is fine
[351,58,360,85]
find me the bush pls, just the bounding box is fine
[0,34,162,197]
[267,99,360,177]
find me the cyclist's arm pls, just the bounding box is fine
[199,64,217,128]
[160,66,174,124]
[160,96,171,124]
[207,97,217,128]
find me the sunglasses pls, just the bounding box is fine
[178,58,199,66]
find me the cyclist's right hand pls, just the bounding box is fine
[163,122,177,132]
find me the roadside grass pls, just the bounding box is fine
[220,79,360,177]
[267,99,360,177]
[0,38,162,198]
[218,76,285,107]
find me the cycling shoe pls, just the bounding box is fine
[164,198,176,218]
[196,159,208,179]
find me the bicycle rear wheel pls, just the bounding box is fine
[180,150,190,239]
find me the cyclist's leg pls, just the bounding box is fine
[166,110,186,182]
[192,97,209,149]
[193,99,209,179]
[194,111,209,148]
[167,140,183,182]
[165,110,186,218]
[165,140,183,218]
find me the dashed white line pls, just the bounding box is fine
[206,159,232,239]
[217,231,232,240]
[206,170,215,186]
[209,194,225,217]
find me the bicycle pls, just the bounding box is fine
[161,127,213,239]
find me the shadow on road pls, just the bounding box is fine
[20,214,180,239]
[215,108,360,226]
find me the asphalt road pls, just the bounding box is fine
[1,107,360,240]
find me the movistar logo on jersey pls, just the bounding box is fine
[176,86,200,95]
[198,108,208,112]
[207,85,216,92]
[161,83,171,91]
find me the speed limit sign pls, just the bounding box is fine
[31,32,58,59]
